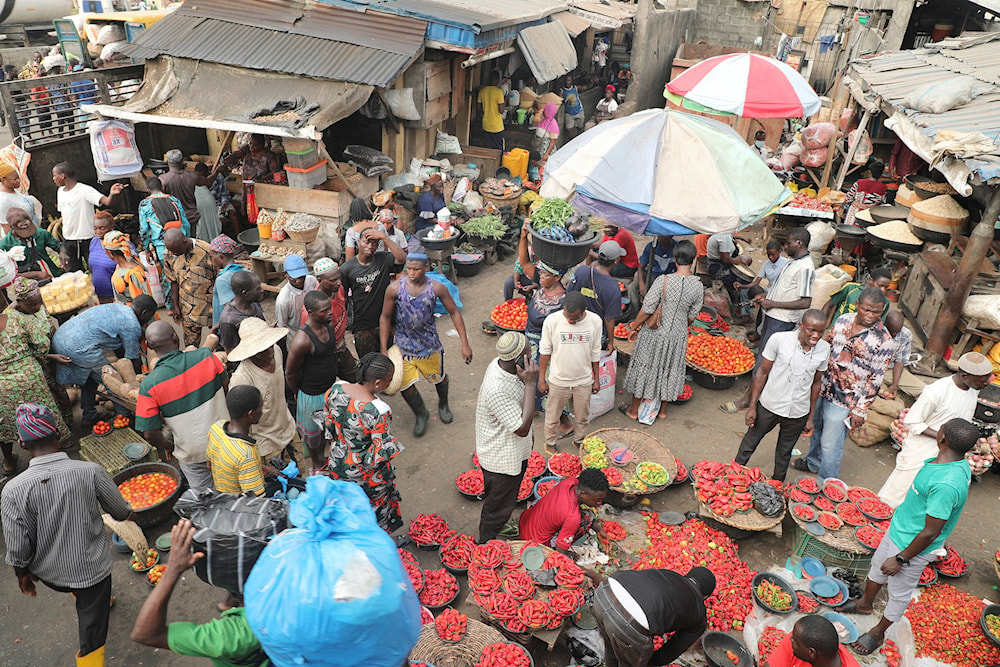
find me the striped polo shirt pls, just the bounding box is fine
[206,421,265,496]
[136,349,228,465]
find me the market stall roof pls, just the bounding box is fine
[330,0,567,51]
[566,0,636,30]
[849,31,1000,192]
[84,57,373,139]
[118,0,426,88]
[517,21,578,84]
[553,10,591,37]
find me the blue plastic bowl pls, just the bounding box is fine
[822,611,859,643]
[801,556,826,579]
[110,532,132,554]
[533,475,561,502]
[809,575,840,598]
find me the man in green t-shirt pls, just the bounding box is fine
[844,417,979,656]
[131,519,270,667]
[822,267,891,326]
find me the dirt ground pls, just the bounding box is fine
[1,223,999,667]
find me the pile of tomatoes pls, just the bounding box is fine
[147,564,166,586]
[602,467,623,487]
[118,473,178,510]
[434,608,467,641]
[906,583,1000,667]
[613,323,631,339]
[787,192,833,213]
[625,514,755,632]
[129,548,159,572]
[112,414,130,429]
[686,334,754,375]
[92,421,112,436]
[490,299,528,330]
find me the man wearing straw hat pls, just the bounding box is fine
[229,318,297,464]
[476,331,539,543]
[2,403,133,667]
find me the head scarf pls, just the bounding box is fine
[538,103,560,135]
[102,230,133,259]
[537,260,566,277]
[210,234,237,255]
[12,277,39,302]
[16,403,59,441]
[426,173,443,186]
[0,162,16,179]
[378,209,395,224]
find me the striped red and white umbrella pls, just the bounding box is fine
[665,53,821,118]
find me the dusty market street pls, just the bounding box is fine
[1,234,998,667]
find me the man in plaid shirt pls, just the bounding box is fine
[475,332,539,543]
[794,287,895,480]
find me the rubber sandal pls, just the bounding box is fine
[719,401,741,414]
[838,600,873,615]
[481,321,498,335]
[498,524,519,538]
[791,457,813,473]
[545,446,559,456]
[617,403,638,421]
[850,633,883,656]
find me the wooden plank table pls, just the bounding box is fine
[250,238,306,293]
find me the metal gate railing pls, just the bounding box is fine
[0,64,144,148]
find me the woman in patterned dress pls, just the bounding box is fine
[321,353,404,533]
[0,278,70,474]
[619,240,703,422]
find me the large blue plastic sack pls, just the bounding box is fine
[428,270,462,314]
[244,477,421,667]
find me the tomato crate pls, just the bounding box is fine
[80,427,158,476]
[792,523,873,579]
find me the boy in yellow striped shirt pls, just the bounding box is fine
[206,385,274,496]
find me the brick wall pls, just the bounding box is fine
[693,0,776,50]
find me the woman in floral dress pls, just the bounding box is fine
[322,353,403,533]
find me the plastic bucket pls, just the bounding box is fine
[839,264,857,278]
[257,222,272,239]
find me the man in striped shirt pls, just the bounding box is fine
[2,403,133,667]
[137,321,228,491]
[207,385,275,496]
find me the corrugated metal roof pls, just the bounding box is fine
[517,21,578,84]
[333,0,567,33]
[567,0,636,29]
[120,0,425,87]
[554,11,591,38]
[850,34,1000,184]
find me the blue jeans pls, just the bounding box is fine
[805,397,850,480]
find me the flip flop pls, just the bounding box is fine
[850,632,883,656]
[617,403,638,421]
[719,401,741,414]
[838,600,873,615]
[481,321,498,335]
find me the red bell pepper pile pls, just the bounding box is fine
[627,515,755,632]
[881,639,901,667]
[548,452,583,477]
[418,569,458,607]
[434,608,467,641]
[673,458,688,482]
[535,479,559,498]
[517,474,534,501]
[476,642,531,667]
[403,560,423,593]
[440,533,475,570]
[906,583,1000,667]
[525,450,546,478]
[409,513,452,547]
[456,469,485,495]
[602,467,624,487]
[603,520,627,541]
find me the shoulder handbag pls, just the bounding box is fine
[646,274,667,330]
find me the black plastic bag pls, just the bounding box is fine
[174,490,289,594]
[751,481,784,518]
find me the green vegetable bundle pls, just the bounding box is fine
[461,214,506,240]
[529,198,575,230]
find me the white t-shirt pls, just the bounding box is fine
[705,233,735,261]
[758,331,830,418]
[764,254,815,323]
[57,183,104,241]
[596,98,618,117]
[539,310,603,387]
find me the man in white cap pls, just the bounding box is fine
[567,240,624,350]
[475,331,538,542]
[878,351,994,507]
[229,318,297,465]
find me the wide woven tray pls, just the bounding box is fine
[579,428,677,495]
[409,618,506,667]
[699,502,785,532]
[80,427,156,476]
[790,509,870,555]
[613,336,635,358]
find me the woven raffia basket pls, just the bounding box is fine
[702,502,785,532]
[286,226,320,243]
[409,618,507,667]
[579,428,676,495]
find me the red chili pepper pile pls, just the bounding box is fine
[484,591,519,619]
[469,565,502,596]
[817,511,843,531]
[472,540,509,568]
[526,450,546,477]
[786,487,812,504]
[553,561,587,588]
[673,458,688,483]
[547,588,584,616]
[419,569,458,607]
[836,502,867,526]
[434,608,467,641]
[847,486,877,503]
[409,513,451,547]
[919,565,937,586]
[855,524,884,550]
[652,633,674,651]
[603,520,627,540]
[399,548,418,567]
[502,569,536,600]
[933,544,968,576]
[906,583,1000,667]
[758,626,788,663]
[813,495,835,512]
[792,504,815,521]
[796,591,819,613]
[816,591,843,606]
[822,481,847,502]
[693,460,763,516]
[518,599,555,629]
[755,580,792,611]
[456,469,485,495]
[676,384,693,400]
[440,533,475,570]
[881,639,901,667]
[476,643,531,667]
[857,497,893,520]
[548,452,582,477]
[797,477,820,494]
[627,515,755,631]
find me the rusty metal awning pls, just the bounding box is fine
[517,21,578,84]
[553,11,591,37]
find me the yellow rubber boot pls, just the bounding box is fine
[76,646,105,667]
